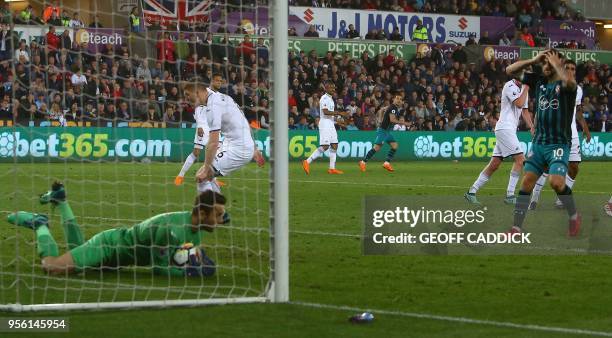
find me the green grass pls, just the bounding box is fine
[0,160,611,337]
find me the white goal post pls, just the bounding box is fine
[0,0,288,311]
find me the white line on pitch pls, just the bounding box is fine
[4,171,611,194]
[291,301,612,337]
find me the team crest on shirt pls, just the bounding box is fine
[555,85,560,94]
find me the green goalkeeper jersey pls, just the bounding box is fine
[70,211,202,276]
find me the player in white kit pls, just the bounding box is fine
[174,103,211,186]
[465,79,534,205]
[185,74,264,193]
[302,81,348,175]
[528,59,591,210]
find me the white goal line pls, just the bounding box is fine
[3,171,610,195]
[292,301,612,337]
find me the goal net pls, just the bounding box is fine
[0,0,288,311]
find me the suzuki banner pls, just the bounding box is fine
[289,6,480,45]
[1,128,610,163]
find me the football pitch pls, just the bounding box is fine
[1,161,611,337]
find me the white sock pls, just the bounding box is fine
[565,175,575,190]
[197,179,221,193]
[531,173,548,203]
[178,153,197,177]
[329,149,337,169]
[468,172,490,194]
[307,147,324,164]
[507,170,520,197]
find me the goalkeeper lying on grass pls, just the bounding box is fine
[7,182,225,277]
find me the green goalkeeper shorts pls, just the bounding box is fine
[69,228,124,270]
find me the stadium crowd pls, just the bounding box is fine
[285,45,611,132]
[0,26,609,132]
[0,0,609,132]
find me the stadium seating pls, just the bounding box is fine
[0,2,609,132]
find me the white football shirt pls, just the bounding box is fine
[206,89,252,145]
[496,80,528,131]
[571,85,583,139]
[319,93,336,129]
[194,105,210,133]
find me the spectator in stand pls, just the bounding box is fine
[498,33,512,46]
[411,19,429,42]
[129,7,141,33]
[175,32,189,77]
[69,13,84,28]
[117,101,131,121]
[45,26,60,53]
[70,68,87,87]
[0,3,11,25]
[163,103,177,123]
[236,34,255,60]
[388,26,403,41]
[478,31,493,45]
[557,0,569,19]
[567,40,578,49]
[517,8,533,28]
[465,36,477,46]
[47,12,62,26]
[533,25,549,47]
[60,11,70,27]
[0,25,13,61]
[451,45,467,64]
[304,25,319,37]
[18,6,37,25]
[156,32,176,74]
[256,37,268,65]
[42,0,61,23]
[519,27,535,47]
[60,29,72,50]
[14,40,29,63]
[345,24,360,39]
[89,15,103,28]
[364,29,376,40]
[288,27,298,37]
[578,40,587,49]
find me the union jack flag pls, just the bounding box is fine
[141,0,214,29]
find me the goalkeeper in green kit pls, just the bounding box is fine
[7,182,225,277]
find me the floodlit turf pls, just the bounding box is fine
[1,161,611,337]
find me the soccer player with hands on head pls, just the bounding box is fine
[505,49,581,236]
[528,58,591,210]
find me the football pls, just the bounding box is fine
[172,243,202,266]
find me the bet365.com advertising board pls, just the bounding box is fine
[0,128,610,162]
